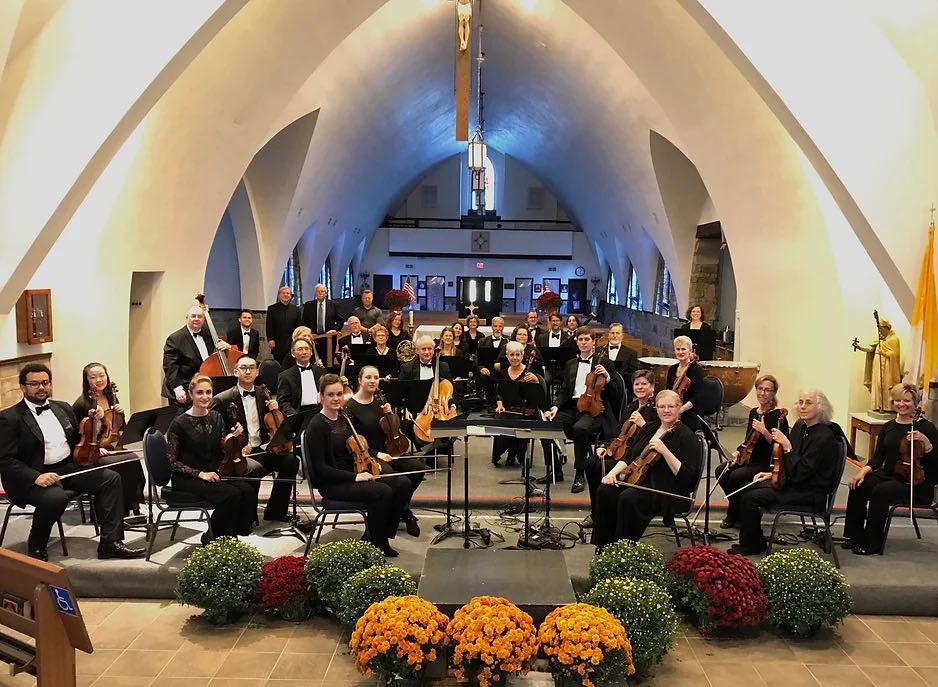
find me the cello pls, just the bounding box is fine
[218,403,249,476]
[577,355,607,417]
[337,345,353,400]
[343,409,381,476]
[376,389,410,457]
[195,294,242,377]
[258,384,292,455]
[413,347,457,443]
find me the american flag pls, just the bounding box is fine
[403,278,416,303]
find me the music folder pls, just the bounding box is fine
[476,347,500,370]
[539,345,574,369]
[441,355,472,381]
[121,406,182,445]
[358,353,399,378]
[497,377,549,413]
[273,408,319,444]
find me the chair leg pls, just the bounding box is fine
[826,519,840,568]
[169,511,182,541]
[912,511,923,539]
[671,525,682,548]
[78,498,87,525]
[146,511,167,561]
[767,514,782,554]
[57,519,68,557]
[203,510,214,540]
[90,502,100,537]
[0,504,14,547]
[881,506,898,556]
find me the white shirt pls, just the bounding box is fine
[548,331,563,348]
[490,337,503,348]
[241,330,252,352]
[350,333,364,345]
[299,367,319,406]
[240,386,262,448]
[189,327,210,361]
[573,357,593,398]
[26,400,71,466]
[418,361,434,380]
[607,344,620,361]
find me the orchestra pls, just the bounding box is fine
[4,292,935,569]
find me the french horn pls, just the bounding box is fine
[396,340,416,362]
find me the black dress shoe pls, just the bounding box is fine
[97,541,145,560]
[840,539,856,550]
[571,478,585,494]
[535,473,564,485]
[727,543,767,556]
[852,545,879,556]
[403,513,420,538]
[381,545,399,558]
[263,513,292,523]
[720,517,738,530]
[201,531,214,546]
[27,547,48,562]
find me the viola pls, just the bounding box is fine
[258,384,292,455]
[617,423,679,486]
[343,409,381,475]
[218,403,248,476]
[769,409,789,488]
[74,398,107,467]
[376,389,409,457]
[672,372,691,400]
[606,401,650,462]
[99,382,125,450]
[195,294,242,377]
[576,357,606,417]
[895,407,926,486]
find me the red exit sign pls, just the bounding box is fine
[476,261,484,269]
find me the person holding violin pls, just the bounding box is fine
[492,341,551,468]
[583,369,658,526]
[72,362,146,517]
[843,383,937,555]
[495,327,544,378]
[715,374,790,530]
[212,355,299,523]
[0,363,144,561]
[544,327,618,492]
[729,389,840,556]
[277,338,326,416]
[666,335,705,431]
[346,365,424,537]
[304,374,412,556]
[162,305,231,405]
[386,311,412,351]
[167,374,257,544]
[592,390,700,548]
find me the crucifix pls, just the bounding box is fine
[466,302,479,316]
[454,0,472,141]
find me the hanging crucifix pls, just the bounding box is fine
[454,0,472,141]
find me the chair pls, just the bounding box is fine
[880,500,938,555]
[300,434,370,555]
[765,437,848,568]
[141,428,214,561]
[645,431,708,547]
[0,491,99,557]
[258,359,281,393]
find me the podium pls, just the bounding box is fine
[0,548,92,686]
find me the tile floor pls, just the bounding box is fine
[2,600,938,686]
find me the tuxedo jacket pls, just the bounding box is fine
[211,385,272,446]
[0,400,79,506]
[225,326,260,359]
[162,326,208,398]
[337,330,372,348]
[536,329,573,348]
[398,359,452,382]
[555,352,623,437]
[479,335,507,350]
[301,298,343,334]
[277,364,326,416]
[604,344,639,376]
[265,301,302,358]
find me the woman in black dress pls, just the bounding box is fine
[495,326,544,378]
[678,304,715,360]
[304,374,412,556]
[452,321,466,351]
[386,311,412,351]
[666,335,705,431]
[716,374,790,529]
[166,375,257,544]
[843,383,938,555]
[72,363,147,516]
[592,390,701,547]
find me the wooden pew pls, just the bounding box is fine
[0,548,92,686]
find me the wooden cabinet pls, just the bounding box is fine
[15,290,53,344]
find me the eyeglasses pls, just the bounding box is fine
[24,380,51,388]
[236,365,257,371]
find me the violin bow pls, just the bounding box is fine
[722,475,771,500]
[612,480,694,502]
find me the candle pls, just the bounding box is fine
[408,310,414,327]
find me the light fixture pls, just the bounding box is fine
[466,4,487,213]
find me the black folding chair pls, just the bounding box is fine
[0,491,98,557]
[141,428,214,561]
[881,500,938,555]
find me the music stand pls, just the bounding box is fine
[441,356,472,382]
[673,327,717,361]
[210,376,238,396]
[688,376,733,545]
[264,409,321,541]
[358,354,399,378]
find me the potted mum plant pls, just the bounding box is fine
[384,289,412,311]
[448,596,539,687]
[536,290,563,315]
[338,565,417,628]
[538,603,635,687]
[305,539,386,614]
[257,555,312,622]
[582,577,676,677]
[664,545,768,634]
[349,595,450,687]
[175,537,265,624]
[588,540,666,589]
[757,548,851,638]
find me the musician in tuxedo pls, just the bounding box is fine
[398,336,452,382]
[277,339,325,416]
[302,283,343,362]
[604,324,638,377]
[536,313,573,348]
[479,316,507,351]
[226,309,260,359]
[0,364,144,561]
[351,288,384,327]
[544,327,621,492]
[337,316,372,347]
[212,355,299,522]
[162,305,230,405]
[266,286,302,366]
[526,311,545,341]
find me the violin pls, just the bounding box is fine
[576,356,606,417]
[376,389,409,457]
[99,382,125,450]
[737,408,778,467]
[74,396,107,467]
[617,423,679,486]
[769,409,789,488]
[195,294,242,377]
[413,348,457,443]
[672,372,691,400]
[258,384,292,455]
[606,401,649,462]
[343,409,381,475]
[218,403,248,476]
[895,407,926,486]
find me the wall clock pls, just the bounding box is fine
[574,266,586,276]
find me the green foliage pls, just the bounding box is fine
[589,540,666,589]
[338,565,417,627]
[757,548,851,638]
[304,539,386,613]
[583,577,677,676]
[175,537,265,624]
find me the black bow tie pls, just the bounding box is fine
[192,331,203,338]
[609,345,619,350]
[298,366,311,372]
[242,390,255,398]
[35,405,51,415]
[420,363,433,368]
[579,359,592,365]
[552,333,560,338]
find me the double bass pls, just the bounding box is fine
[195,294,242,377]
[413,348,457,443]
